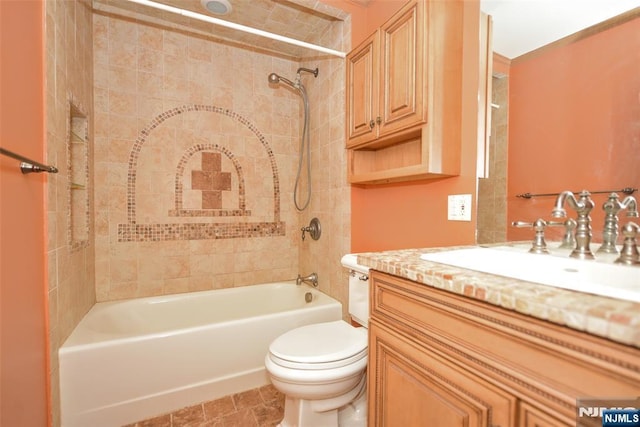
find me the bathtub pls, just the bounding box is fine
[59,281,342,427]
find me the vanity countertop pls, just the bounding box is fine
[356,246,640,348]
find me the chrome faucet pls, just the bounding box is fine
[296,272,318,287]
[551,190,595,259]
[597,193,639,254]
[512,219,550,254]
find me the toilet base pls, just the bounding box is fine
[338,391,367,427]
[277,377,367,427]
[279,398,338,427]
[278,397,367,427]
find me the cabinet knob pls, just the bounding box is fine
[376,116,382,125]
[369,120,375,129]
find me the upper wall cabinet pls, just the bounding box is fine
[346,0,425,146]
[345,0,465,184]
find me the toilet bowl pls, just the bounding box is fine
[265,255,370,427]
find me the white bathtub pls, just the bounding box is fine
[59,281,342,427]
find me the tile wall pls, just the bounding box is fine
[298,21,353,320]
[93,10,350,303]
[44,0,96,425]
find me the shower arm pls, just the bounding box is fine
[296,67,319,78]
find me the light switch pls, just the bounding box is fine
[448,194,472,221]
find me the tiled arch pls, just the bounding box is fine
[118,105,284,242]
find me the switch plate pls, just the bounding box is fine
[448,194,472,221]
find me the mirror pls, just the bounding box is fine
[477,3,640,245]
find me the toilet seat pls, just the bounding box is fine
[268,320,367,370]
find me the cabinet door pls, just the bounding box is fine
[518,401,573,427]
[369,320,516,427]
[346,31,378,147]
[378,0,426,138]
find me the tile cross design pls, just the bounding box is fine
[191,152,232,209]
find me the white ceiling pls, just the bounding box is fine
[480,0,640,58]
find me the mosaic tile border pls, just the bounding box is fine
[119,104,282,242]
[118,221,286,242]
[169,144,250,217]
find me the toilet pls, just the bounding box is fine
[264,254,370,427]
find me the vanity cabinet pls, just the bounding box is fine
[368,270,640,427]
[518,401,570,427]
[345,0,466,184]
[370,321,516,426]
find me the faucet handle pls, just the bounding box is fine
[511,221,533,228]
[300,217,321,241]
[512,219,550,254]
[615,222,640,265]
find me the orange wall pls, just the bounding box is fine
[342,0,481,252]
[507,16,640,242]
[0,1,50,425]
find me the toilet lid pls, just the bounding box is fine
[269,320,367,368]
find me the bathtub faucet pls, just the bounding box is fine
[296,273,318,287]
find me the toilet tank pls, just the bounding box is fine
[341,254,370,327]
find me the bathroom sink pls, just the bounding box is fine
[420,246,640,303]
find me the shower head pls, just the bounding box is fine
[267,73,297,89]
[268,73,280,84]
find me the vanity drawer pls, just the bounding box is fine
[370,269,491,344]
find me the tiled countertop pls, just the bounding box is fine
[356,246,640,348]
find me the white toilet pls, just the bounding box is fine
[265,255,370,427]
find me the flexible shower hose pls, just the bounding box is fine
[294,84,312,211]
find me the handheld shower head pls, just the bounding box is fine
[267,67,318,211]
[267,72,297,89]
[267,73,280,84]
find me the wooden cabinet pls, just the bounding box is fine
[346,0,425,147]
[346,32,378,146]
[368,270,640,427]
[345,0,466,184]
[370,321,516,427]
[518,402,571,427]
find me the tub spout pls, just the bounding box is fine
[296,273,318,287]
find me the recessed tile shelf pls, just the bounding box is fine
[68,103,89,248]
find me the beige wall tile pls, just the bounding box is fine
[93,14,342,301]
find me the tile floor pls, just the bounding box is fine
[123,384,284,427]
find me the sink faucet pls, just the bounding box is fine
[296,272,318,287]
[551,190,595,259]
[597,193,639,254]
[511,218,550,254]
